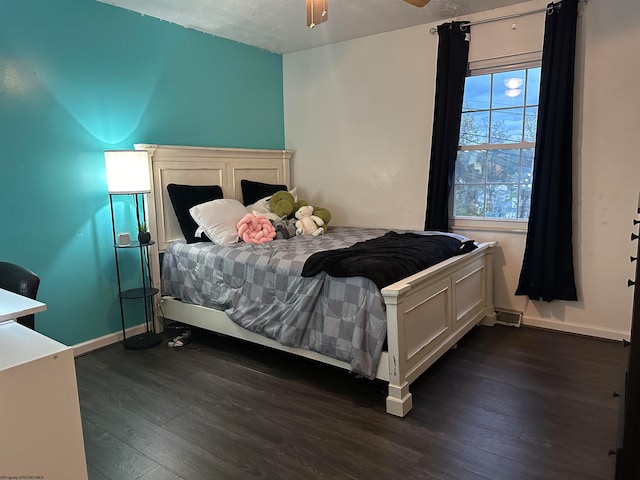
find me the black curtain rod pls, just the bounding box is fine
[428,0,586,35]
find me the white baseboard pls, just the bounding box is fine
[522,315,629,341]
[72,317,627,357]
[72,324,150,357]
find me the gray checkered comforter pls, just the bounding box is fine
[161,226,391,378]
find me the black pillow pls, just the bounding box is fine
[241,179,287,206]
[167,184,224,243]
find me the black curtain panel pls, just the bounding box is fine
[424,22,470,232]
[516,0,579,302]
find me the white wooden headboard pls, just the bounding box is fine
[135,144,293,253]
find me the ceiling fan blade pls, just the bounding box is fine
[403,0,431,6]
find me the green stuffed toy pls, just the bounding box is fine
[313,207,332,232]
[270,191,312,219]
[294,199,309,212]
[269,191,296,218]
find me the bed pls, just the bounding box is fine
[138,143,497,417]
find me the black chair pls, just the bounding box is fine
[0,262,40,329]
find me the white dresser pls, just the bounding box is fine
[0,290,87,479]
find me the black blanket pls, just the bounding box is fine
[301,232,477,290]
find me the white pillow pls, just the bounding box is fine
[189,198,248,245]
[246,196,272,216]
[251,209,281,222]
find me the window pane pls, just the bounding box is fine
[487,150,520,184]
[520,148,534,184]
[455,150,486,184]
[460,111,489,145]
[526,67,541,106]
[518,185,532,219]
[492,70,525,109]
[463,74,491,111]
[454,185,485,217]
[524,107,538,142]
[486,184,518,218]
[490,108,524,144]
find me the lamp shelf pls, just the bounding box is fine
[114,240,155,249]
[119,287,159,300]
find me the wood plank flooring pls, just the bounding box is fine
[76,325,626,480]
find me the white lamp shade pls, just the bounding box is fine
[104,150,151,194]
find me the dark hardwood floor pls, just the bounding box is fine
[76,325,626,480]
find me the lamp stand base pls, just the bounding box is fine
[123,331,163,350]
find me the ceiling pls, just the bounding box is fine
[98,0,531,54]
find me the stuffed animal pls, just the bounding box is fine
[294,199,309,212]
[312,207,332,232]
[294,205,325,236]
[269,191,296,218]
[271,217,297,240]
[269,191,312,219]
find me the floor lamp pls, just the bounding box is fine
[105,150,162,350]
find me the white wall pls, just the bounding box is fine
[283,23,436,228]
[283,0,640,339]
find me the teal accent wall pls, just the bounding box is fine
[0,0,284,345]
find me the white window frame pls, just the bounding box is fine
[450,52,542,234]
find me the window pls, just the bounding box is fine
[453,66,541,221]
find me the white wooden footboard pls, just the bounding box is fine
[381,241,496,417]
[159,241,496,418]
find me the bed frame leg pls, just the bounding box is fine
[386,382,413,417]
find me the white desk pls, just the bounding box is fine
[0,288,46,321]
[0,298,87,479]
